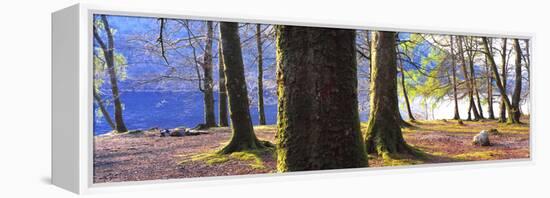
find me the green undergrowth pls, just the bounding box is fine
[397,120,529,135]
[368,145,431,167]
[387,147,430,166]
[380,154,425,166]
[179,147,275,170]
[453,150,503,161]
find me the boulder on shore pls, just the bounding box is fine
[169,128,187,137]
[159,127,210,137]
[472,130,491,146]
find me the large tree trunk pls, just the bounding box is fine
[457,36,480,121]
[450,36,460,120]
[482,37,519,124]
[275,25,367,171]
[256,24,267,125]
[94,15,128,132]
[499,39,508,122]
[218,22,267,154]
[93,90,115,130]
[511,39,523,122]
[218,32,229,127]
[365,31,413,156]
[202,21,217,127]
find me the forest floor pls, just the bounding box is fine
[93,119,530,183]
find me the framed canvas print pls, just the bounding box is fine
[52,3,533,194]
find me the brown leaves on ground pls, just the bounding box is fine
[94,120,529,183]
[93,126,276,183]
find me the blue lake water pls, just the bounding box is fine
[93,91,278,135]
[93,91,369,136]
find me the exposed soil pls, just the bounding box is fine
[94,120,530,183]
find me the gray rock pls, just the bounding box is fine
[159,129,170,137]
[472,130,491,146]
[169,128,186,137]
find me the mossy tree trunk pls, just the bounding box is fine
[364,31,413,156]
[275,25,367,171]
[94,15,128,132]
[498,38,508,122]
[218,22,267,154]
[511,39,523,122]
[217,31,229,127]
[482,37,519,124]
[202,21,217,127]
[256,24,267,125]
[450,36,461,120]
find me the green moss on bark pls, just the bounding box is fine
[365,31,415,156]
[218,22,270,154]
[275,25,367,172]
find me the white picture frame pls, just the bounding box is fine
[52,3,535,194]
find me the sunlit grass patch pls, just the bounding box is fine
[495,123,530,134]
[453,150,503,161]
[399,119,529,135]
[253,125,277,131]
[179,153,230,165]
[381,154,424,166]
[368,146,431,167]
[179,148,274,169]
[230,150,268,169]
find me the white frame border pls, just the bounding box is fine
[53,3,535,194]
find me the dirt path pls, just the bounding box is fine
[94,120,529,183]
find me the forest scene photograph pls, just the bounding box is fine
[92,14,531,183]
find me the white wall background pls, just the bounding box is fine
[0,0,548,197]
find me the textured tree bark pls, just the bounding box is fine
[218,22,268,154]
[94,15,128,132]
[275,25,367,171]
[499,39,508,122]
[364,31,413,156]
[93,90,116,130]
[511,39,523,122]
[482,37,519,124]
[450,36,461,120]
[202,21,217,127]
[256,24,267,125]
[217,31,229,127]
